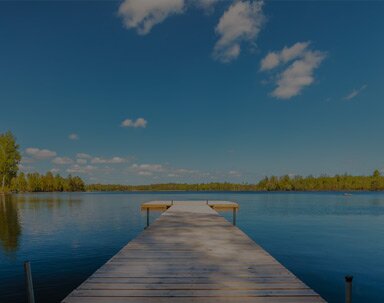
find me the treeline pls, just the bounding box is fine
[7,171,384,193]
[0,131,85,193]
[10,172,85,192]
[86,182,252,192]
[256,170,384,191]
[87,170,384,192]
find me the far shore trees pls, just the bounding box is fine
[10,172,85,193]
[87,171,384,192]
[0,131,21,192]
[0,131,85,193]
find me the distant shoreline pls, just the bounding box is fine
[3,170,384,194]
[5,189,384,194]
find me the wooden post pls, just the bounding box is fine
[24,261,35,303]
[206,200,208,205]
[233,208,237,226]
[345,275,353,303]
[146,208,149,228]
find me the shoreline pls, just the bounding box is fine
[3,189,384,194]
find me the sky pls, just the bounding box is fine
[0,0,384,184]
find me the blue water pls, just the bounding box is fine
[0,192,383,302]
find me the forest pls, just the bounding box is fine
[0,131,84,192]
[10,172,85,192]
[87,170,384,192]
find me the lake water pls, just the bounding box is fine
[0,192,384,303]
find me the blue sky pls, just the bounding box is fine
[0,0,383,184]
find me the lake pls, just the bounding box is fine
[0,192,383,303]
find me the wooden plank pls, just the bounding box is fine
[71,289,318,297]
[141,200,239,211]
[86,277,302,284]
[63,297,325,303]
[78,282,308,290]
[62,201,326,303]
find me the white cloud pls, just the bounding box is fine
[90,157,106,164]
[132,163,164,174]
[260,52,280,71]
[25,147,57,159]
[66,163,117,175]
[52,157,74,165]
[20,156,35,164]
[272,50,326,99]
[228,170,241,177]
[91,156,127,164]
[50,168,60,174]
[195,0,218,11]
[118,0,185,35]
[343,84,367,100]
[117,0,219,35]
[280,42,310,63]
[260,42,326,99]
[213,0,265,62]
[121,117,147,128]
[76,153,92,159]
[18,163,34,172]
[130,163,201,179]
[76,158,87,165]
[138,171,153,176]
[260,41,310,71]
[68,133,79,140]
[67,164,97,174]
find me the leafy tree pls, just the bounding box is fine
[41,172,55,192]
[27,173,41,192]
[54,174,64,192]
[0,131,21,192]
[70,176,85,191]
[10,172,85,192]
[373,169,381,178]
[10,172,27,192]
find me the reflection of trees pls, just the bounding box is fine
[0,195,21,253]
[15,194,82,210]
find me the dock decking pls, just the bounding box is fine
[62,201,325,303]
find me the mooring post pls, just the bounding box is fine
[24,261,35,303]
[345,275,353,303]
[206,200,208,205]
[146,208,149,228]
[233,207,237,226]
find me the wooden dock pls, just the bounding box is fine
[62,200,325,303]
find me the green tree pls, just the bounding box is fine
[371,170,382,191]
[54,174,64,191]
[42,172,55,192]
[10,172,28,192]
[27,173,41,192]
[66,176,85,191]
[0,131,21,192]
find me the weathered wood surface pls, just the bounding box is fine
[141,200,239,211]
[62,201,325,303]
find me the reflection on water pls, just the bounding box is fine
[0,194,82,256]
[0,195,21,253]
[15,194,82,209]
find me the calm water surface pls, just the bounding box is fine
[0,192,384,303]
